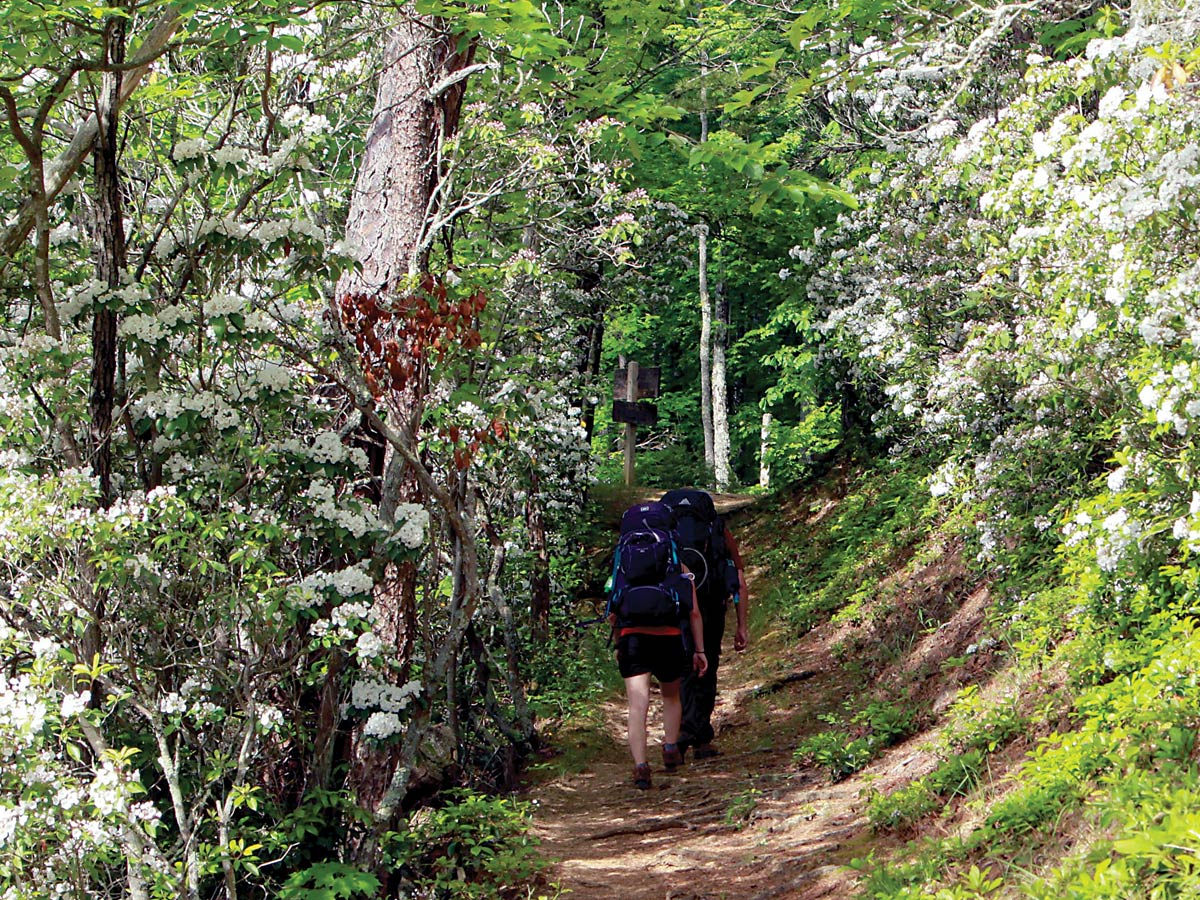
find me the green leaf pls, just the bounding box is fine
[787,7,825,49]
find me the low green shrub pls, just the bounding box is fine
[867,751,984,832]
[794,730,875,782]
[941,686,1027,755]
[854,700,917,747]
[796,699,917,783]
[867,780,941,832]
[926,750,985,800]
[382,790,548,899]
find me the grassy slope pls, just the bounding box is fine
[738,456,1200,900]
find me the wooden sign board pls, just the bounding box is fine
[612,400,658,426]
[613,366,661,400]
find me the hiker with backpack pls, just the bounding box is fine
[606,501,708,790]
[661,489,750,760]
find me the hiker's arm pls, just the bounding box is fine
[685,572,707,676]
[726,525,750,651]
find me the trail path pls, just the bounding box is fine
[525,624,877,900]
[523,483,933,900]
[521,483,1000,898]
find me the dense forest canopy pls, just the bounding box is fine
[5,0,1200,896]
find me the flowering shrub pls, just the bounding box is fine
[0,1,635,894]
[790,3,1200,897]
[801,11,1200,597]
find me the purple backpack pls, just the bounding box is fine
[606,503,689,629]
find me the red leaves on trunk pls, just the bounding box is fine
[339,276,487,398]
[340,277,502,469]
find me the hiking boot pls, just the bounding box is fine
[662,744,683,772]
[632,763,653,789]
[693,743,721,760]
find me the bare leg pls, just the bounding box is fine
[624,674,651,765]
[660,678,682,745]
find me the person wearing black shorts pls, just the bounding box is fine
[612,568,707,790]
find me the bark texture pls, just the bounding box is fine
[526,469,551,641]
[338,17,474,292]
[759,411,772,489]
[697,69,714,473]
[698,223,714,471]
[92,16,127,507]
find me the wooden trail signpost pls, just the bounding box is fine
[612,361,660,486]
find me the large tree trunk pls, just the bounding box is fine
[712,281,732,490]
[339,16,473,292]
[332,4,477,863]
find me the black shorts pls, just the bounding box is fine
[616,632,687,683]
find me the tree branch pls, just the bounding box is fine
[0,5,184,261]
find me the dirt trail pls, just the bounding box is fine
[525,615,900,900]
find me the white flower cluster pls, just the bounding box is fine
[173,138,208,161]
[301,481,379,537]
[362,711,403,740]
[118,313,168,344]
[136,390,241,432]
[252,362,292,393]
[355,631,386,659]
[310,431,353,464]
[258,706,285,732]
[289,563,375,609]
[350,678,420,714]
[49,222,81,246]
[203,293,246,318]
[57,279,108,322]
[929,459,961,498]
[199,216,326,248]
[390,502,430,550]
[275,433,368,469]
[1094,507,1142,572]
[1172,492,1200,548]
[0,674,48,754]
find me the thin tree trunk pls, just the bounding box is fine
[759,411,772,489]
[697,53,714,473]
[526,468,551,641]
[575,264,604,443]
[698,223,714,474]
[82,13,127,702]
[712,281,731,490]
[92,15,127,507]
